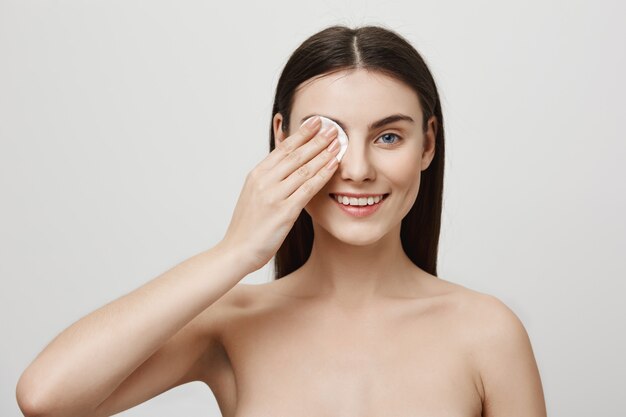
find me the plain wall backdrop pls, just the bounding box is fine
[1,0,624,416]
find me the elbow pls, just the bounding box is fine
[16,372,55,417]
[16,387,48,417]
[16,372,97,417]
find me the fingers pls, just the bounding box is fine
[269,122,339,183]
[280,133,341,205]
[257,116,322,173]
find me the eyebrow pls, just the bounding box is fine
[299,114,415,133]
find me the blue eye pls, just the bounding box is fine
[376,133,402,145]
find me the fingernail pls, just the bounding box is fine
[321,125,337,138]
[326,138,339,152]
[303,116,320,128]
[326,156,339,170]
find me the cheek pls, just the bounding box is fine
[385,151,422,218]
[304,190,330,218]
[385,150,421,188]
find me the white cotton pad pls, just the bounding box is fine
[303,115,348,162]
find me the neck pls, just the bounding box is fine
[289,221,428,307]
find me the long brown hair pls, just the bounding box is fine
[269,25,445,280]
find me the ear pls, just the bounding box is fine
[273,112,289,148]
[421,115,437,171]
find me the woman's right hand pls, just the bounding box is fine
[219,115,341,272]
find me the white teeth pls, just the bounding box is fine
[333,194,384,206]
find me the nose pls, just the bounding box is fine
[337,136,376,183]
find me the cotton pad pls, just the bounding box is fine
[302,115,348,162]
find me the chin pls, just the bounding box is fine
[335,233,385,247]
[314,218,389,246]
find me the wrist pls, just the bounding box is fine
[213,239,259,276]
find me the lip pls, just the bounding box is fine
[329,192,388,198]
[329,193,389,218]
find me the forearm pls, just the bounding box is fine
[16,241,250,413]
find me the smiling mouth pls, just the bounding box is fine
[328,193,390,205]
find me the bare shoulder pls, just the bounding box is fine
[452,286,530,349]
[437,280,531,354]
[428,279,540,404]
[430,277,525,329]
[438,281,543,413]
[465,291,546,415]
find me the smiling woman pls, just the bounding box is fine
[251,25,546,417]
[271,28,443,277]
[16,24,546,417]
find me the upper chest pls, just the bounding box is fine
[210,284,484,417]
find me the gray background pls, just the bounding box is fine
[1,1,624,416]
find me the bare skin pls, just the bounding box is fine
[16,68,545,417]
[213,68,545,417]
[200,267,544,417]
[203,272,484,417]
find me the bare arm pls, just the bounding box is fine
[15,114,340,417]
[15,241,252,417]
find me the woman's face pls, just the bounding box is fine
[273,68,437,246]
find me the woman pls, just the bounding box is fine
[16,25,547,417]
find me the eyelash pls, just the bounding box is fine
[375,132,402,146]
